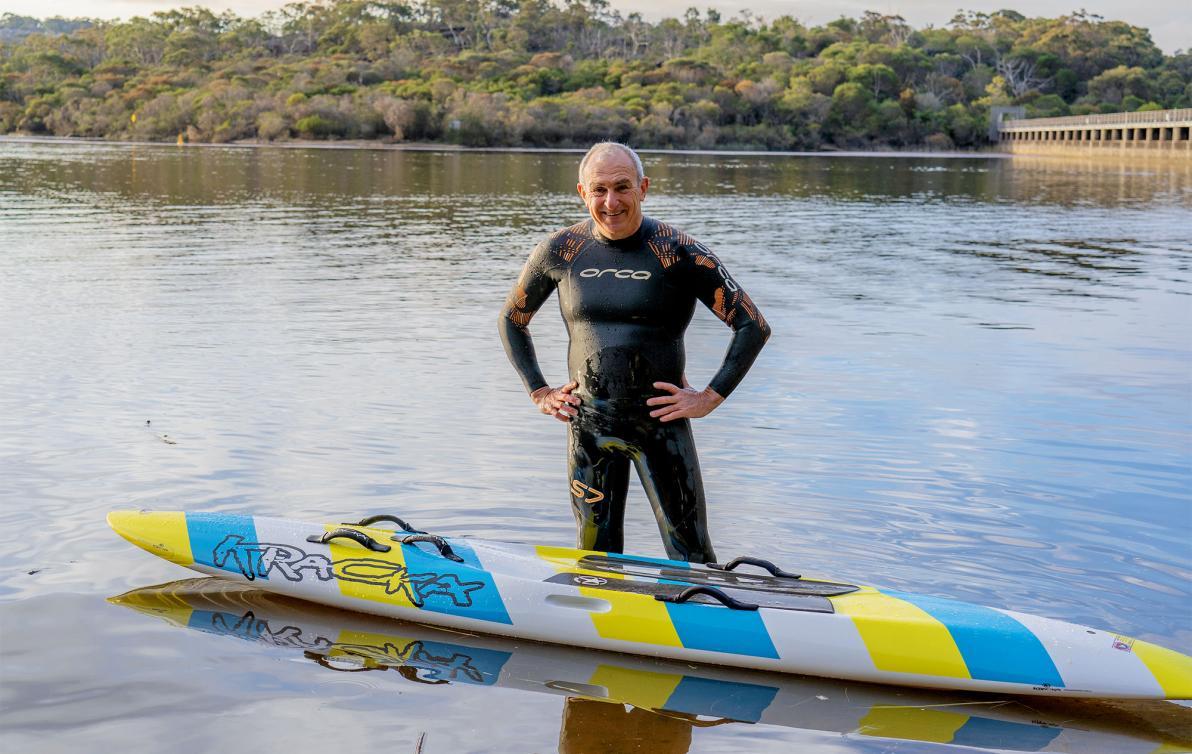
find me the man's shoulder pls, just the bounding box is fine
[539,220,595,262]
[642,218,712,270]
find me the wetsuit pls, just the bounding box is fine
[499,216,770,562]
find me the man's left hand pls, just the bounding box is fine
[646,382,724,422]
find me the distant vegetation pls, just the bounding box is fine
[1,4,1187,150]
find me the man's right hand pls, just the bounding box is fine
[531,381,582,422]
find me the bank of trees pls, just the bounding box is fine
[0,5,1186,150]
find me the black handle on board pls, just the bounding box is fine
[344,514,427,534]
[706,556,801,580]
[306,528,392,552]
[654,585,758,611]
[397,534,465,563]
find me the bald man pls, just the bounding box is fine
[499,142,770,562]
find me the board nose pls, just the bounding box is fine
[107,510,195,566]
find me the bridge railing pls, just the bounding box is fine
[1002,109,1192,129]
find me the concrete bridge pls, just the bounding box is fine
[997,109,1191,155]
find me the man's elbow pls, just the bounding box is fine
[502,312,527,331]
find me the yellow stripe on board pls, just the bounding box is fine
[107,510,195,566]
[588,665,684,710]
[535,545,600,571]
[857,706,969,743]
[535,546,683,649]
[328,527,417,607]
[581,586,683,647]
[832,590,970,679]
[1131,639,1192,699]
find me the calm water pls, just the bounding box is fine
[1,140,1190,752]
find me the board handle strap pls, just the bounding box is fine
[654,585,758,611]
[306,528,392,552]
[343,514,427,534]
[706,556,801,580]
[397,534,465,563]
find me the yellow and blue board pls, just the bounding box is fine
[107,510,1192,699]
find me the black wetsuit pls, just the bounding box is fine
[499,216,770,562]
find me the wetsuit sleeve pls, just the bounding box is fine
[499,241,559,394]
[684,246,772,398]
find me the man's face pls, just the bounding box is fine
[577,152,649,240]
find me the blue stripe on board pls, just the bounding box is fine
[886,591,1064,688]
[950,716,1062,751]
[663,600,779,659]
[399,537,513,625]
[663,676,779,722]
[185,512,263,580]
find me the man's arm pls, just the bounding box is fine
[499,241,556,393]
[646,244,771,422]
[499,242,581,422]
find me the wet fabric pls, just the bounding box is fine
[567,396,714,562]
[499,216,770,400]
[499,216,770,562]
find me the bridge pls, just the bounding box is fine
[997,109,1191,154]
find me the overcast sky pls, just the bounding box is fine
[3,0,1188,54]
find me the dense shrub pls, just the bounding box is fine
[0,7,1183,150]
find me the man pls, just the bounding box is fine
[498,142,770,563]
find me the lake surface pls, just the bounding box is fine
[1,139,1189,752]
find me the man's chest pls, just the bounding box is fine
[555,245,692,324]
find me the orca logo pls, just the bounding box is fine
[579,268,652,280]
[718,265,739,292]
[694,242,739,292]
[570,480,606,504]
[573,575,608,586]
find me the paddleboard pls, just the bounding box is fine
[107,510,1192,699]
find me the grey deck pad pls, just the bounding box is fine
[545,572,836,613]
[576,554,859,597]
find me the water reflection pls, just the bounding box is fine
[3,138,1190,209]
[109,579,1191,754]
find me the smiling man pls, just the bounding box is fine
[499,142,771,562]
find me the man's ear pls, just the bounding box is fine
[639,176,650,198]
[577,182,587,201]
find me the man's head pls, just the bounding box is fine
[577,142,648,240]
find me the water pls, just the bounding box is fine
[0,139,1189,752]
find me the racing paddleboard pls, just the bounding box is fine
[107,510,1192,699]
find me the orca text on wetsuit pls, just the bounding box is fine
[499,215,771,562]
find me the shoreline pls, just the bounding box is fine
[0,134,1011,160]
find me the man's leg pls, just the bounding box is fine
[633,419,716,563]
[568,425,631,552]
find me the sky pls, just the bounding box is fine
[2,0,1189,54]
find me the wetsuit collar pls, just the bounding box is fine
[591,217,652,248]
